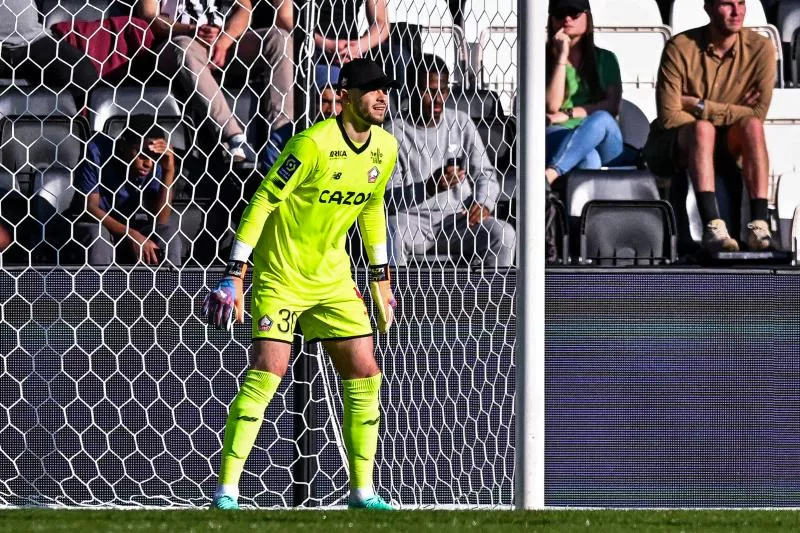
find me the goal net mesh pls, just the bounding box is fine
[0,0,518,507]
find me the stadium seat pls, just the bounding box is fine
[477,27,517,112]
[775,172,800,251]
[388,0,453,26]
[777,0,800,44]
[590,0,664,26]
[87,86,188,151]
[0,116,87,178]
[40,0,118,28]
[578,199,678,265]
[594,27,671,88]
[618,98,652,151]
[566,169,660,259]
[0,86,77,117]
[463,0,515,43]
[566,169,660,221]
[621,86,657,123]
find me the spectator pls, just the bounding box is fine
[263,64,342,170]
[72,116,182,266]
[386,53,516,267]
[136,0,294,163]
[314,0,409,87]
[544,0,637,187]
[642,0,775,252]
[0,0,99,109]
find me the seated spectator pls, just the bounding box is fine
[136,0,294,163]
[71,116,182,266]
[314,0,409,88]
[642,0,775,252]
[386,53,516,267]
[544,0,637,186]
[0,0,99,109]
[263,64,342,169]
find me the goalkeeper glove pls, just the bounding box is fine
[202,261,248,331]
[368,264,396,333]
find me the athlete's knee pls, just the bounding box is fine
[249,341,291,376]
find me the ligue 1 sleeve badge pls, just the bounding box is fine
[258,314,273,331]
[368,166,380,183]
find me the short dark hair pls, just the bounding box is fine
[118,115,167,148]
[407,53,450,90]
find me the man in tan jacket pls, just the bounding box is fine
[643,0,775,252]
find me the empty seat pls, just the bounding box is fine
[566,169,660,260]
[579,199,677,265]
[567,169,660,220]
[792,205,800,264]
[0,116,87,177]
[778,0,800,43]
[463,0,516,43]
[41,0,113,28]
[621,86,657,123]
[0,87,77,117]
[388,0,453,26]
[594,27,671,87]
[590,0,664,26]
[775,172,800,251]
[478,27,517,112]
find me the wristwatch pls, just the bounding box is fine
[564,107,574,119]
[693,99,705,119]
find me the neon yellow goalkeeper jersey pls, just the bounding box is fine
[235,116,398,294]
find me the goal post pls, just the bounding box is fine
[513,0,547,511]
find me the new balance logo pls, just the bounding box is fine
[362,417,380,426]
[236,415,259,422]
[332,172,342,180]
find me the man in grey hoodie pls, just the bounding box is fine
[385,53,515,267]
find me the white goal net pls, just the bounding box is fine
[0,0,518,507]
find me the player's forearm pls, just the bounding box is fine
[235,187,279,247]
[358,202,389,265]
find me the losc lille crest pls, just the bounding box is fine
[367,166,380,183]
[258,314,273,331]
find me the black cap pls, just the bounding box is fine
[549,0,591,14]
[337,58,401,91]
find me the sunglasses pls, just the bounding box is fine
[551,8,587,19]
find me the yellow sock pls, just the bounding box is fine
[218,370,282,488]
[342,373,382,491]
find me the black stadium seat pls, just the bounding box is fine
[579,199,677,266]
[0,86,78,117]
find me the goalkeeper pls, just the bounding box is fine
[202,58,399,511]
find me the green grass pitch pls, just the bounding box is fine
[2,509,800,533]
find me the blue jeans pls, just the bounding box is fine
[546,110,636,176]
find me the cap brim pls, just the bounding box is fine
[338,76,401,91]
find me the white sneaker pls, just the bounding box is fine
[227,134,257,163]
[702,219,739,253]
[745,220,774,251]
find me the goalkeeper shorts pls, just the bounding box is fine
[250,274,373,343]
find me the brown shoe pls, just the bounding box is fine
[745,220,774,251]
[702,219,740,252]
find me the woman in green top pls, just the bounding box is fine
[544,0,636,186]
